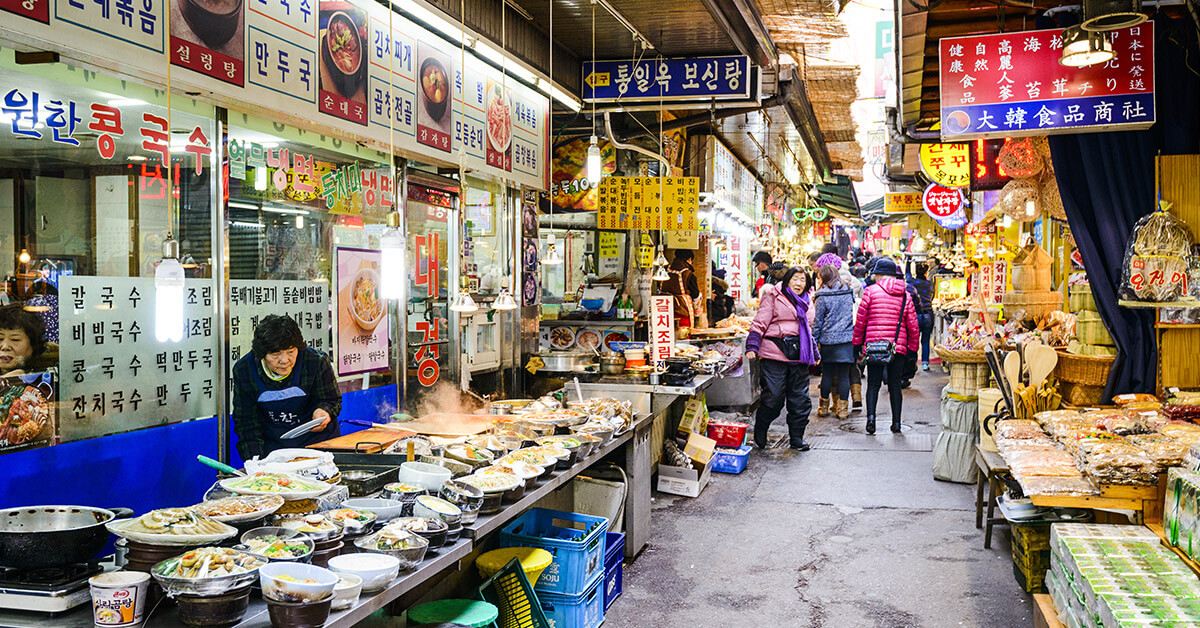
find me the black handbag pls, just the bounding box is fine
[769,336,803,361]
[863,291,907,366]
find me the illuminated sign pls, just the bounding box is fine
[919,142,971,187]
[922,183,969,229]
[971,138,1012,191]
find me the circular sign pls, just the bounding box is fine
[919,142,971,188]
[922,184,969,230]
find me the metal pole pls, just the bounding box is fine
[395,158,409,414]
[214,108,230,463]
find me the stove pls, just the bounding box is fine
[0,563,105,614]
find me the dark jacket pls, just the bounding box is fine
[232,347,342,460]
[709,294,735,323]
[662,258,699,320]
[812,285,855,346]
[907,275,934,316]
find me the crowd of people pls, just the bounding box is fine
[743,246,939,450]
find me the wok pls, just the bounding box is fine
[0,505,133,569]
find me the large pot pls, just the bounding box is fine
[537,352,595,372]
[0,505,132,569]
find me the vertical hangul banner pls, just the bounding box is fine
[58,276,219,443]
[334,247,389,375]
[229,279,328,371]
[726,235,746,304]
[169,0,245,86]
[650,295,675,364]
[991,260,1007,305]
[317,0,369,126]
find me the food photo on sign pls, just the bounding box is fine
[318,1,368,125]
[551,136,617,211]
[170,0,245,86]
[484,80,513,171]
[335,247,389,376]
[0,372,54,455]
[416,41,454,152]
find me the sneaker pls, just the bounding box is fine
[921,362,930,371]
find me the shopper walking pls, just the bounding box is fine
[907,262,935,370]
[813,265,855,419]
[852,258,919,435]
[745,267,819,450]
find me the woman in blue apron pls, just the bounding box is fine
[232,315,341,461]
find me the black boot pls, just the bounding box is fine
[866,416,876,435]
[754,421,769,449]
[891,419,902,434]
[790,437,811,451]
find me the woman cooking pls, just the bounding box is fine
[232,315,341,460]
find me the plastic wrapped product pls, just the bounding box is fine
[1007,449,1083,477]
[995,419,1046,440]
[1015,474,1099,496]
[1119,208,1195,303]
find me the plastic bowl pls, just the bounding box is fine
[581,298,605,311]
[412,495,462,525]
[331,573,362,611]
[353,529,429,570]
[237,527,315,563]
[397,462,454,491]
[326,553,399,593]
[258,562,338,604]
[341,498,404,523]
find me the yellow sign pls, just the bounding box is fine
[666,230,699,249]
[918,142,971,188]
[884,191,923,214]
[597,177,699,230]
[599,232,620,259]
[585,72,610,88]
[638,233,654,268]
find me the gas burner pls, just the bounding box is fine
[0,562,102,591]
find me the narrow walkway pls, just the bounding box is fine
[605,367,1033,628]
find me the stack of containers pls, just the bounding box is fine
[500,508,609,628]
[1068,283,1116,357]
[1058,281,1118,406]
[708,419,751,474]
[1001,243,1062,320]
[1164,467,1200,560]
[1047,523,1200,628]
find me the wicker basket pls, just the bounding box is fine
[949,362,992,396]
[1068,286,1097,312]
[1055,351,1115,387]
[934,345,988,364]
[1060,381,1105,406]
[1002,291,1064,321]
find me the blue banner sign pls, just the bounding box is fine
[583,56,753,103]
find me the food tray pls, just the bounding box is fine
[337,464,400,497]
[219,473,333,500]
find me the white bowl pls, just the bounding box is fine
[331,574,363,611]
[397,462,453,491]
[341,498,404,523]
[327,553,400,593]
[258,562,338,604]
[347,268,385,331]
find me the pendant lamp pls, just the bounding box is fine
[543,233,563,265]
[493,286,517,310]
[154,238,185,343]
[1081,0,1146,31]
[1060,26,1115,67]
[450,276,478,313]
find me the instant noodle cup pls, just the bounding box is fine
[90,571,150,627]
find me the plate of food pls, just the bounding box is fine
[486,84,512,153]
[575,328,602,352]
[220,472,332,500]
[193,495,285,523]
[603,330,631,348]
[348,268,385,331]
[322,11,365,98]
[151,547,266,596]
[548,326,576,350]
[107,508,238,546]
[419,57,449,122]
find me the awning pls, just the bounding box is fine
[814,174,860,221]
[859,195,885,222]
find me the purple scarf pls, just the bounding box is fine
[783,286,817,364]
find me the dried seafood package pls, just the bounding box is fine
[1006,449,1082,477]
[1084,448,1159,486]
[1018,475,1099,496]
[1120,208,1194,303]
[1128,434,1190,468]
[994,419,1045,440]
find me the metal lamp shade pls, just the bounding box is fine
[1081,0,1146,31]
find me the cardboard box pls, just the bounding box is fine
[677,394,709,436]
[682,432,716,465]
[656,457,713,498]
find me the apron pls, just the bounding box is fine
[250,355,338,452]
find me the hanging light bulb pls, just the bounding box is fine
[493,285,517,310]
[652,263,671,282]
[155,237,185,343]
[1060,25,1115,67]
[652,246,669,269]
[1024,197,1039,220]
[586,135,602,186]
[543,233,563,265]
[380,211,405,300]
[17,248,30,265]
[997,241,1009,256]
[450,276,479,313]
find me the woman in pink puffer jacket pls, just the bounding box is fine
[852,258,919,435]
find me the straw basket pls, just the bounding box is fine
[1061,381,1105,406]
[949,362,992,396]
[1002,291,1063,320]
[1055,351,1114,387]
[934,345,988,364]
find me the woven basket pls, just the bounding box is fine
[949,362,992,395]
[1076,319,1115,346]
[1055,351,1115,387]
[934,345,988,364]
[1001,291,1063,320]
[999,137,1045,178]
[1060,381,1105,406]
[1068,286,1097,312]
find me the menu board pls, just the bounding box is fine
[596,177,699,230]
[705,137,761,219]
[58,277,219,442]
[229,279,328,367]
[0,0,550,189]
[335,247,389,375]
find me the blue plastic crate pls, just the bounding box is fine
[603,532,624,611]
[538,570,605,628]
[711,445,751,474]
[500,508,609,596]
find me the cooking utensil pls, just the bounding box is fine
[572,377,584,402]
[1026,344,1059,389]
[599,354,626,375]
[337,465,400,497]
[0,505,133,569]
[1003,350,1022,392]
[536,351,595,372]
[984,344,1016,416]
[198,455,245,477]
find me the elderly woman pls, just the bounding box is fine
[0,304,54,375]
[232,315,341,460]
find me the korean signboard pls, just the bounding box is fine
[939,25,1155,140]
[704,136,762,218]
[0,0,551,189]
[918,142,970,187]
[583,55,753,103]
[650,296,674,365]
[550,136,617,211]
[58,277,219,443]
[884,191,923,214]
[229,280,328,368]
[335,247,389,376]
[723,235,747,304]
[596,177,699,230]
[922,183,968,229]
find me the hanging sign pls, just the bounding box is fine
[918,142,971,187]
[334,247,389,376]
[884,191,923,214]
[922,183,969,229]
[550,137,617,211]
[583,55,754,103]
[939,24,1155,140]
[596,177,699,230]
[971,138,1012,190]
[650,296,675,365]
[724,235,746,304]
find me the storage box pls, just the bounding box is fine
[603,531,625,611]
[538,571,605,628]
[682,432,716,465]
[499,508,609,596]
[706,420,748,447]
[711,445,751,474]
[657,457,713,497]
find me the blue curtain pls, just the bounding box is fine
[1047,13,1200,399]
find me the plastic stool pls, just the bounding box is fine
[476,547,553,582]
[408,599,498,627]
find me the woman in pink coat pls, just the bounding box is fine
[852,258,919,435]
[744,267,819,450]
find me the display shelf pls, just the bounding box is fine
[1146,522,1200,579]
[1154,323,1200,329]
[1033,594,1066,628]
[1119,299,1200,309]
[540,319,640,327]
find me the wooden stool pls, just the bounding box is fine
[974,444,1011,549]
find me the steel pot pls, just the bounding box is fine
[0,505,133,569]
[537,351,595,372]
[599,355,626,375]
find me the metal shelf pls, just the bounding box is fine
[540,319,640,326]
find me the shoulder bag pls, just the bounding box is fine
[863,291,906,366]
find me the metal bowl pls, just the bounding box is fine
[353,530,429,570]
[151,549,267,597]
